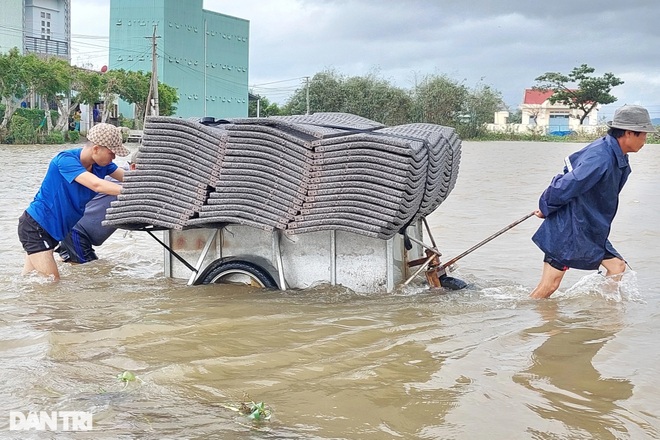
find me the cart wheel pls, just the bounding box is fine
[196,259,278,288]
[439,274,468,290]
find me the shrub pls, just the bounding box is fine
[67,129,81,143]
[42,131,65,144]
[8,114,37,144]
[0,126,8,144]
[14,108,50,129]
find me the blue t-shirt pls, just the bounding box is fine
[26,148,118,241]
[531,135,630,270]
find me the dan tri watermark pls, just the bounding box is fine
[9,411,93,431]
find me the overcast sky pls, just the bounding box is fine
[70,0,660,120]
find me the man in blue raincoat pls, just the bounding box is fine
[530,105,656,298]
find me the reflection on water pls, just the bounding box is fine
[515,301,633,439]
[1,142,660,438]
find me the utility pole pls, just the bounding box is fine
[305,76,310,115]
[145,24,161,123]
[204,19,208,116]
[150,24,160,116]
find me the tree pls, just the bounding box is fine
[26,55,75,132]
[534,64,624,125]
[283,69,412,126]
[0,48,30,129]
[460,83,505,138]
[110,70,151,127]
[248,93,282,117]
[507,109,522,124]
[156,81,178,116]
[342,73,411,126]
[104,69,178,128]
[70,67,105,126]
[284,70,345,116]
[410,74,468,127]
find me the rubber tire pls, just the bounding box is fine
[199,116,216,125]
[195,259,278,289]
[439,274,468,290]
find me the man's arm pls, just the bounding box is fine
[109,167,125,182]
[74,171,122,195]
[539,153,608,217]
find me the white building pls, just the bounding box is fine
[0,0,71,61]
[488,88,602,135]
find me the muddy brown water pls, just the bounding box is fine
[1,141,659,439]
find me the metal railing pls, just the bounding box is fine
[24,36,69,57]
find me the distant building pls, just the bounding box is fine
[521,88,599,134]
[0,0,71,61]
[109,0,249,119]
[487,89,602,135]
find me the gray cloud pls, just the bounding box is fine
[71,0,660,118]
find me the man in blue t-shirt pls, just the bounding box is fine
[530,105,657,298]
[18,123,130,280]
[56,153,137,264]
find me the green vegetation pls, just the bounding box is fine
[535,64,624,125]
[251,70,505,140]
[249,66,641,142]
[0,48,179,144]
[3,50,640,144]
[221,400,272,421]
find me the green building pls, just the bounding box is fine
[109,0,249,119]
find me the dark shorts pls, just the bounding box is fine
[18,211,59,255]
[56,229,98,264]
[544,251,621,272]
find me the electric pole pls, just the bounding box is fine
[145,24,161,122]
[305,76,310,115]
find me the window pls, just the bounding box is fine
[42,21,45,26]
[47,22,50,27]
[41,12,45,18]
[46,13,51,19]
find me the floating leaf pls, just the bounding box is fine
[117,371,136,383]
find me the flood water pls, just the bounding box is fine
[1,141,659,439]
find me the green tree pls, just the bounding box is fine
[410,74,468,127]
[109,70,151,127]
[157,81,178,116]
[534,64,624,124]
[248,93,282,117]
[460,83,504,138]
[0,48,30,129]
[282,70,412,125]
[507,109,522,124]
[25,54,74,133]
[106,69,178,128]
[284,70,345,116]
[342,73,411,126]
[71,67,105,125]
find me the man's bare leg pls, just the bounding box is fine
[23,250,60,280]
[530,262,566,299]
[601,257,626,282]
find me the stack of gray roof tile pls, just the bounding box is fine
[103,116,228,230]
[102,113,461,239]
